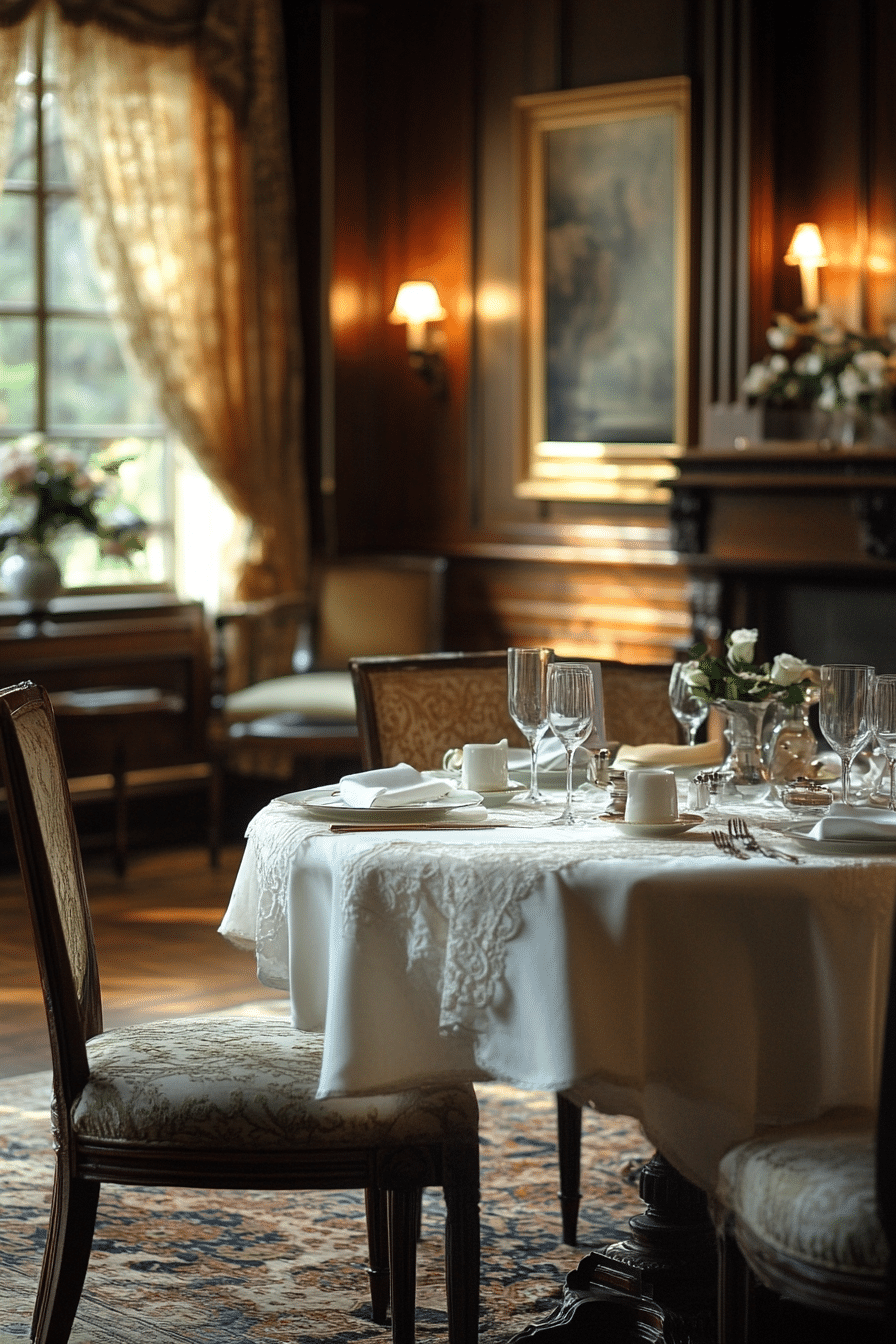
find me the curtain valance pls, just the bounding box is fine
[0,0,254,120]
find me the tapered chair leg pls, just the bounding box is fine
[32,1169,100,1344]
[387,1187,420,1344]
[556,1091,583,1245]
[443,1147,480,1344]
[365,1185,391,1324]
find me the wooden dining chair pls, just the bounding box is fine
[208,554,447,860]
[712,912,896,1342]
[0,680,479,1344]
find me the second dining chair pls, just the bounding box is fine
[0,680,479,1344]
[351,650,680,1245]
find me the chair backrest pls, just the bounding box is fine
[600,660,680,745]
[0,681,98,1101]
[351,652,525,770]
[351,652,683,769]
[311,555,447,672]
[877,912,896,1313]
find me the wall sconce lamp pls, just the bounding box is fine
[784,223,828,311]
[388,281,447,396]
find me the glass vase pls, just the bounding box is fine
[715,698,774,796]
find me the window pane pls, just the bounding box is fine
[48,317,159,426]
[6,82,36,183]
[42,91,71,188]
[0,317,36,425]
[47,195,104,308]
[0,192,35,303]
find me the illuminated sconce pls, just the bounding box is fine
[388,281,447,396]
[784,223,828,311]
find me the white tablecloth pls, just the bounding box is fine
[220,798,896,1190]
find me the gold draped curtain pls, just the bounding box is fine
[0,0,308,600]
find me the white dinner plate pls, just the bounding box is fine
[280,785,484,824]
[599,813,703,839]
[784,820,896,856]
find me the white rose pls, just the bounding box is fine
[727,628,758,664]
[770,653,811,686]
[769,353,789,373]
[743,362,776,396]
[682,664,711,693]
[839,365,863,401]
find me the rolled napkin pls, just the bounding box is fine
[614,740,725,769]
[808,803,896,842]
[340,763,453,809]
[536,735,595,770]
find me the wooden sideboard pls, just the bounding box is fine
[0,590,213,861]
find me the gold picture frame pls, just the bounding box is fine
[514,77,691,503]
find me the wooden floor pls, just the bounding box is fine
[0,843,286,1078]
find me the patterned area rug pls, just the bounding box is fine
[0,1014,650,1343]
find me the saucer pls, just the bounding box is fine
[599,813,703,838]
[476,780,527,808]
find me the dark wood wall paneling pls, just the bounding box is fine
[306,0,896,664]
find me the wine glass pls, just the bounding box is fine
[508,647,553,803]
[872,674,896,810]
[546,662,594,825]
[819,664,875,806]
[668,661,709,746]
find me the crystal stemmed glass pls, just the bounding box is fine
[546,662,594,825]
[872,674,896,810]
[508,647,553,803]
[819,664,875,806]
[668,661,709,746]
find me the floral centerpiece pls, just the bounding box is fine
[681,629,816,790]
[742,311,896,417]
[0,433,147,563]
[682,628,814,707]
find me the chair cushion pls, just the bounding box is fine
[224,671,357,722]
[73,1017,478,1150]
[717,1120,887,1276]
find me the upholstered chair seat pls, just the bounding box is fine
[223,670,358,724]
[716,1116,887,1315]
[75,1018,479,1150]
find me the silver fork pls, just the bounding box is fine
[727,816,801,865]
[711,829,750,860]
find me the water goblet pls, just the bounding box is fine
[546,662,594,825]
[819,664,875,806]
[872,673,896,810]
[668,661,709,746]
[508,647,553,803]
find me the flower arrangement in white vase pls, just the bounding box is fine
[0,433,148,609]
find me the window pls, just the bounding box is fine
[0,22,240,604]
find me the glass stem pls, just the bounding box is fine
[842,752,853,806]
[529,736,540,802]
[564,747,575,822]
[688,724,697,746]
[889,758,896,811]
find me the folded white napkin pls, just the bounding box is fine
[808,803,896,842]
[538,735,594,770]
[614,740,725,769]
[340,763,453,809]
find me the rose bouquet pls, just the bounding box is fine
[682,628,815,708]
[0,433,147,561]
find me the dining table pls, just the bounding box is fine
[219,785,896,1340]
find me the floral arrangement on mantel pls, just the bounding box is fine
[742,310,896,414]
[683,628,815,707]
[0,433,148,561]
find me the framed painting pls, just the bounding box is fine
[514,77,690,503]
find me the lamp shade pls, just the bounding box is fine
[784,223,828,268]
[388,282,446,325]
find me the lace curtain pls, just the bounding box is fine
[0,0,308,600]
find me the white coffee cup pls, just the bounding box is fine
[461,740,509,792]
[624,768,678,824]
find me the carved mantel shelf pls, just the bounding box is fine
[666,445,896,562]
